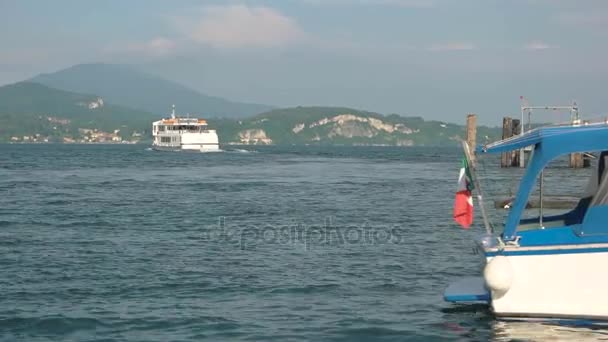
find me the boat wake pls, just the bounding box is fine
[199,149,224,153]
[146,147,257,154]
[227,148,258,154]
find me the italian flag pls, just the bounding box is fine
[453,157,474,229]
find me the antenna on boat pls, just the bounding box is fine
[171,104,176,119]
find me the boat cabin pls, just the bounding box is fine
[153,118,209,134]
[479,124,608,247]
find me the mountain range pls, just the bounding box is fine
[0,82,153,142]
[0,63,501,145]
[31,63,272,118]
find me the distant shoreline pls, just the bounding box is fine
[2,141,460,147]
[5,141,141,145]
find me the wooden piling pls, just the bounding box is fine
[466,114,477,149]
[569,120,591,168]
[569,153,584,168]
[496,114,591,169]
[501,117,513,167]
[466,114,477,161]
[511,119,521,167]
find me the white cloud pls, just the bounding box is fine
[428,42,476,51]
[301,0,435,8]
[141,37,177,56]
[184,5,306,49]
[107,37,177,57]
[557,12,608,28]
[524,41,557,50]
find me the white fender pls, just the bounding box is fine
[484,256,514,295]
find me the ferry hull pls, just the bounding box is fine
[151,144,220,152]
[181,144,220,152]
[486,247,608,320]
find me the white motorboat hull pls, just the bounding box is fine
[485,245,608,320]
[445,243,608,321]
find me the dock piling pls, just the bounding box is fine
[569,153,584,168]
[466,114,477,161]
[500,116,522,167]
[501,117,513,167]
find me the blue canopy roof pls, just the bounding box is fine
[478,124,608,156]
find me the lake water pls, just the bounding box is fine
[0,144,604,341]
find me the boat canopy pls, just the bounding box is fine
[477,123,608,241]
[478,124,608,155]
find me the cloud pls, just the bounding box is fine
[556,12,608,28]
[106,37,177,58]
[301,0,435,8]
[524,41,557,50]
[428,42,476,51]
[184,5,306,49]
[140,37,177,56]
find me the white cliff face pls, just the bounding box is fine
[238,129,273,145]
[328,121,375,138]
[234,113,420,145]
[78,97,104,109]
[292,123,305,134]
[394,124,413,134]
[307,114,416,138]
[87,97,104,109]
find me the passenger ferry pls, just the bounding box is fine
[445,122,608,323]
[152,105,219,152]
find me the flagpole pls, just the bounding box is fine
[462,141,493,235]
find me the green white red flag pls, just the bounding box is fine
[453,157,474,229]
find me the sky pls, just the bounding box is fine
[1,0,608,125]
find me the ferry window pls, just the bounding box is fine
[161,137,171,143]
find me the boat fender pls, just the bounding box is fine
[483,256,513,295]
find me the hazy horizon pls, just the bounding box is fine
[2,0,607,125]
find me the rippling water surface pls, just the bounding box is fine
[0,144,603,341]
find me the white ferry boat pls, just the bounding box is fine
[152,105,219,152]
